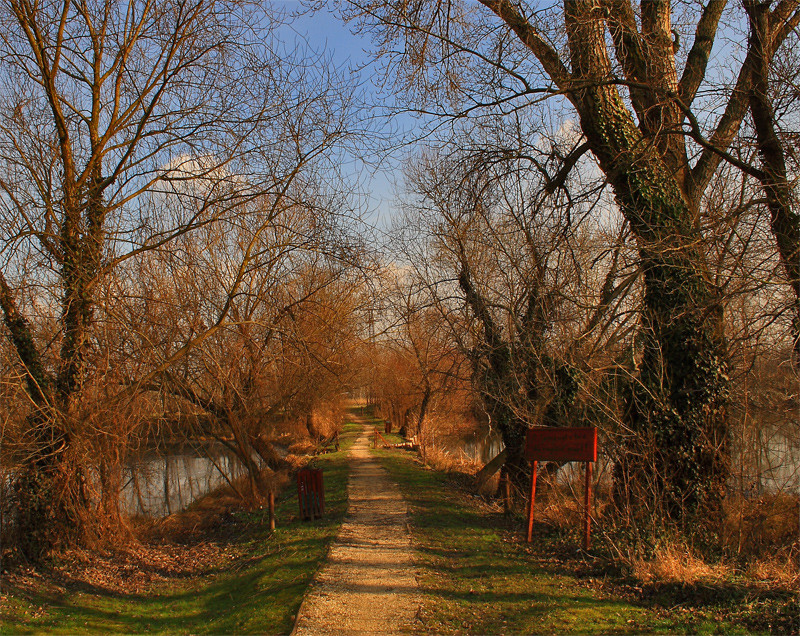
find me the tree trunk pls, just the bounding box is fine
[98,452,124,534]
[417,383,431,437]
[577,95,729,524]
[0,275,87,557]
[746,0,800,365]
[557,0,730,526]
[458,262,533,504]
[306,412,319,440]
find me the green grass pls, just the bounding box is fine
[7,418,785,635]
[0,420,362,635]
[374,449,753,635]
[379,429,406,446]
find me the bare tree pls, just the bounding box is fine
[393,117,637,500]
[348,0,800,525]
[744,0,800,364]
[0,0,361,556]
[373,269,469,442]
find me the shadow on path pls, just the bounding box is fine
[292,420,421,635]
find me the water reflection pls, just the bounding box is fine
[737,428,800,496]
[121,444,247,517]
[456,432,504,465]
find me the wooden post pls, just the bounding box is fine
[309,472,316,520]
[526,460,538,543]
[503,473,512,513]
[583,461,592,550]
[268,490,276,531]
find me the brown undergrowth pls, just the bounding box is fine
[0,456,305,604]
[2,540,238,600]
[1,480,258,603]
[420,444,482,475]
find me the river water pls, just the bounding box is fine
[121,444,249,517]
[119,424,798,520]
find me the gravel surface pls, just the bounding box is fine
[292,422,421,635]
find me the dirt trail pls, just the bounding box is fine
[292,421,421,635]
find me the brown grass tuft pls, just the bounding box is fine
[723,493,800,557]
[631,544,730,585]
[744,550,800,589]
[420,444,482,475]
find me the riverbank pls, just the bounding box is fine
[2,415,796,634]
[0,421,361,634]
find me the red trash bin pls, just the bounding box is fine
[297,468,324,520]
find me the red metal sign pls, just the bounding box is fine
[524,427,597,463]
[524,426,598,550]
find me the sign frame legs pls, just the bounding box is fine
[526,460,538,543]
[525,459,593,550]
[583,460,592,551]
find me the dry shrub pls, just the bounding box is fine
[531,480,798,590]
[609,493,799,589]
[143,490,244,540]
[744,550,800,589]
[538,493,584,527]
[631,543,730,585]
[312,401,345,438]
[283,453,310,472]
[287,440,319,455]
[723,493,800,557]
[531,470,612,525]
[149,468,290,540]
[421,444,482,474]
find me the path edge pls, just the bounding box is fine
[288,423,365,635]
[289,534,339,636]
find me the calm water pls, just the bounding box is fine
[740,429,800,496]
[121,444,249,517]
[120,425,799,519]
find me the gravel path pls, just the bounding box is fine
[292,422,421,635]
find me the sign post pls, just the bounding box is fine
[524,427,597,550]
[268,490,276,530]
[583,461,592,550]
[526,460,538,543]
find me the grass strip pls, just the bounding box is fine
[374,449,750,635]
[0,421,361,635]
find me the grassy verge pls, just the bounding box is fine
[374,448,765,635]
[0,420,361,635]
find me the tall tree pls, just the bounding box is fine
[744,0,800,365]
[351,0,800,524]
[0,0,357,556]
[396,120,629,500]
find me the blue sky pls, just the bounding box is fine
[277,4,405,229]
[286,5,371,66]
